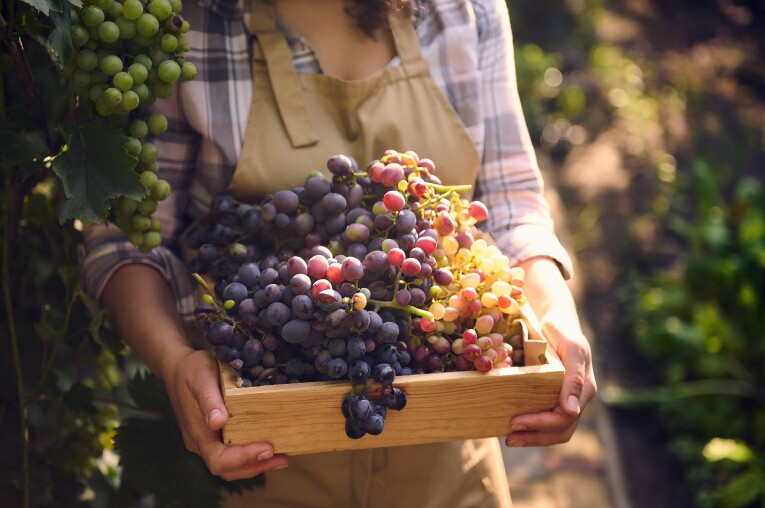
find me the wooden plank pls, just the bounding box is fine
[220,358,564,455]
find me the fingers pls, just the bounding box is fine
[196,434,289,480]
[542,319,596,416]
[184,354,229,431]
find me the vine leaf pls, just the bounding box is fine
[20,0,63,15]
[49,1,73,65]
[52,117,144,225]
[0,123,49,180]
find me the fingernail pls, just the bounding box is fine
[274,464,289,470]
[510,424,526,433]
[566,395,580,414]
[206,408,222,426]
[257,450,274,462]
[508,440,524,447]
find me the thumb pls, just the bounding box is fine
[187,370,228,431]
[560,352,585,416]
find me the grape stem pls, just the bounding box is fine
[369,299,435,321]
[423,182,473,194]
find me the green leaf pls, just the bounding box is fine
[19,0,63,15]
[0,123,50,179]
[49,2,73,66]
[52,117,143,225]
[68,0,83,7]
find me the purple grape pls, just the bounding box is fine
[242,339,264,365]
[395,209,417,232]
[326,357,348,379]
[349,396,372,421]
[363,251,389,273]
[206,322,233,346]
[348,360,371,383]
[292,294,314,319]
[321,193,347,214]
[347,336,367,358]
[327,154,354,176]
[272,190,299,214]
[350,310,371,333]
[372,363,395,385]
[409,288,426,307]
[345,418,366,439]
[378,322,399,344]
[363,413,384,435]
[267,302,290,326]
[223,282,248,306]
[264,283,283,303]
[281,319,311,344]
[382,387,407,410]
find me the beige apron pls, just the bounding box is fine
[222,1,511,506]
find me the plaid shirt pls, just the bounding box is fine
[81,0,574,325]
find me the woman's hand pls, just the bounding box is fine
[163,348,290,480]
[505,257,598,447]
[102,264,288,479]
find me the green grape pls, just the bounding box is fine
[72,69,92,87]
[152,81,173,98]
[75,49,98,71]
[71,25,90,48]
[130,119,149,139]
[149,46,169,67]
[141,231,162,251]
[180,20,190,33]
[136,13,160,37]
[117,196,139,214]
[119,90,140,111]
[101,87,122,106]
[181,61,197,80]
[147,112,168,134]
[133,34,153,47]
[124,136,142,156]
[139,142,158,164]
[91,70,108,84]
[128,62,148,84]
[142,161,160,173]
[95,0,114,11]
[131,82,151,102]
[89,83,108,103]
[168,0,182,13]
[177,34,189,51]
[151,179,171,201]
[122,0,144,20]
[133,54,153,70]
[100,55,123,76]
[160,33,178,52]
[145,68,159,84]
[86,40,98,50]
[137,198,158,216]
[150,217,162,231]
[88,26,101,42]
[164,15,183,34]
[112,71,134,91]
[116,17,137,40]
[128,231,144,247]
[70,9,81,24]
[98,21,120,43]
[81,5,105,27]
[95,97,114,116]
[140,171,158,189]
[157,60,180,83]
[107,2,123,18]
[148,0,172,21]
[131,215,152,231]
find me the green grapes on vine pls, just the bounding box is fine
[65,0,197,252]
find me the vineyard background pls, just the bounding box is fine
[1,0,764,506]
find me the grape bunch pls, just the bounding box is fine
[64,0,197,252]
[189,150,530,439]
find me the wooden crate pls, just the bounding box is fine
[219,306,565,456]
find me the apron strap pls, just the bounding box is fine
[387,6,424,66]
[250,0,320,148]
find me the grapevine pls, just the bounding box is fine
[189,150,530,439]
[64,0,196,251]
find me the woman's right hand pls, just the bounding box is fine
[163,348,290,480]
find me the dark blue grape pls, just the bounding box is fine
[242,339,264,366]
[382,387,407,410]
[377,344,398,364]
[378,322,399,344]
[198,243,217,262]
[345,418,366,439]
[349,396,372,422]
[223,282,248,306]
[372,363,395,385]
[350,310,370,333]
[326,357,347,379]
[206,322,234,346]
[327,338,346,357]
[347,337,367,358]
[285,358,305,377]
[281,319,311,344]
[348,360,371,383]
[229,333,247,350]
[237,263,260,288]
[363,413,384,435]
[372,401,387,419]
[395,209,417,232]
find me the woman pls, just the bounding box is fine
[82,0,597,506]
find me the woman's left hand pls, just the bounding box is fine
[504,257,598,447]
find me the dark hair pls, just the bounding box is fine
[345,0,413,36]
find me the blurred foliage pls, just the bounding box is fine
[510,0,765,505]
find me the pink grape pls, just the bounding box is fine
[381,238,399,252]
[456,231,474,249]
[469,201,489,221]
[419,158,435,174]
[433,268,453,285]
[463,343,481,361]
[368,161,385,182]
[388,248,405,266]
[475,315,494,335]
[307,255,329,279]
[420,318,437,333]
[310,279,332,300]
[383,191,406,212]
[408,177,427,197]
[381,163,405,187]
[434,211,455,236]
[463,329,478,344]
[401,258,421,277]
[326,262,343,285]
[476,336,493,351]
[341,257,364,281]
[474,355,493,372]
[415,236,437,255]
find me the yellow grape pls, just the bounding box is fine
[481,291,498,308]
[491,280,512,297]
[429,301,446,320]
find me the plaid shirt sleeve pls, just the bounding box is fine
[471,0,574,278]
[79,83,201,324]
